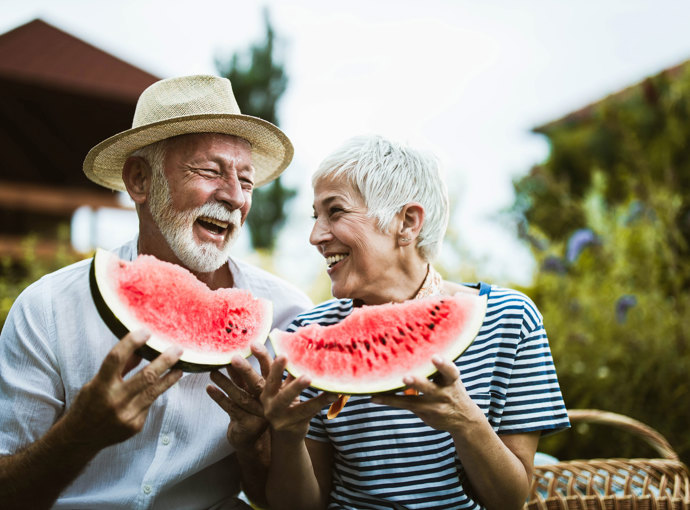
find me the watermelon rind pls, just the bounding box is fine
[89,248,272,372]
[269,293,488,394]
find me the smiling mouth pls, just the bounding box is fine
[197,216,230,235]
[326,254,347,268]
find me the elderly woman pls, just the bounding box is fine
[210,135,569,510]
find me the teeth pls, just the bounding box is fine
[199,216,229,229]
[326,254,347,266]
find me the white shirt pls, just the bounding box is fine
[0,239,313,509]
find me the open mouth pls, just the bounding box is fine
[326,254,348,268]
[197,216,230,236]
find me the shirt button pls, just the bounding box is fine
[162,435,170,445]
[143,485,152,494]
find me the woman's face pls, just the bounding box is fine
[310,176,400,304]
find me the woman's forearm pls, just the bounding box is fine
[266,430,326,510]
[450,409,536,510]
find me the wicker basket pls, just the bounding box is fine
[524,409,690,510]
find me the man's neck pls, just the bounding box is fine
[193,262,235,290]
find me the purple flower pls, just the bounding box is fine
[615,295,637,324]
[566,228,600,263]
[542,256,567,274]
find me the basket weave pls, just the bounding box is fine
[524,409,690,510]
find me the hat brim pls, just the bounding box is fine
[83,113,294,191]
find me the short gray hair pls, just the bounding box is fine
[130,139,168,176]
[312,135,449,261]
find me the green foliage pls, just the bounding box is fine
[216,8,296,251]
[0,226,82,331]
[513,64,690,465]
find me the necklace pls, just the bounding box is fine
[414,264,443,299]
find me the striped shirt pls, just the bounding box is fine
[296,282,569,510]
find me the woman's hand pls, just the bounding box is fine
[261,355,336,442]
[371,356,484,432]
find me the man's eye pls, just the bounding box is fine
[329,207,344,215]
[196,168,219,177]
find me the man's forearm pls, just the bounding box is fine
[0,413,102,510]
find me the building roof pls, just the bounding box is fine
[0,18,160,191]
[0,18,158,102]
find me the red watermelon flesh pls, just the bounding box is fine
[269,292,487,394]
[90,248,272,370]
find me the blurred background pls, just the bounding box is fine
[1,0,689,467]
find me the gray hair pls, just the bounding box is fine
[130,139,168,176]
[312,135,449,261]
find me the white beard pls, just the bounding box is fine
[148,172,242,273]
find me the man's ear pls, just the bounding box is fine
[122,156,151,205]
[398,202,425,243]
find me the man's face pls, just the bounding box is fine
[147,133,254,273]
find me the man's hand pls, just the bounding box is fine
[0,329,184,510]
[207,343,273,450]
[66,329,184,449]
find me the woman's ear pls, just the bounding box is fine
[122,156,151,205]
[398,202,425,245]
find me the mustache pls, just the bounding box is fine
[194,202,242,226]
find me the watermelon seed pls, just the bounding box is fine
[397,327,406,336]
[427,323,435,330]
[406,324,414,331]
[380,337,387,345]
[242,329,247,334]
[364,341,371,351]
[225,328,231,333]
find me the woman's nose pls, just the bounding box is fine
[309,218,332,246]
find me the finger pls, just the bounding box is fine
[125,344,183,397]
[268,375,312,410]
[121,352,143,378]
[228,355,265,397]
[251,343,272,379]
[210,370,264,416]
[292,392,337,421]
[133,366,184,408]
[99,329,150,381]
[431,357,460,386]
[263,355,288,396]
[402,374,438,395]
[206,384,238,416]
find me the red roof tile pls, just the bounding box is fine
[0,18,159,101]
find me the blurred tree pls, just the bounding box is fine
[0,226,81,330]
[512,63,690,465]
[216,8,296,250]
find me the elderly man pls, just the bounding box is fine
[0,75,312,509]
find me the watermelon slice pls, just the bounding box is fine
[89,248,272,372]
[269,292,487,394]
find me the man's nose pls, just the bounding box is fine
[214,174,246,210]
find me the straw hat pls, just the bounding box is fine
[83,74,294,191]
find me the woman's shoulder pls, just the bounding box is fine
[293,298,354,326]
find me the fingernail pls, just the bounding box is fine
[131,328,151,342]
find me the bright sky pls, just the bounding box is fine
[3,0,690,288]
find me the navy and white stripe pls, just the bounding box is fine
[293,283,569,509]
